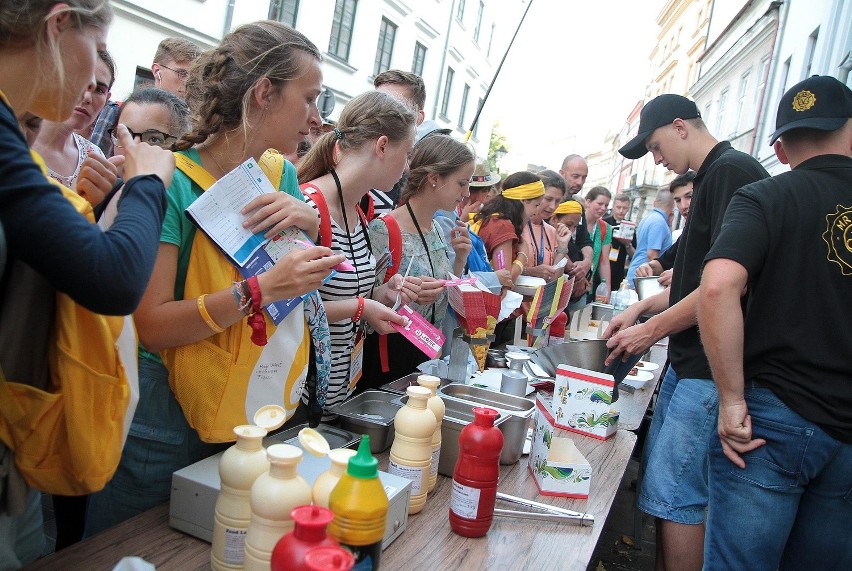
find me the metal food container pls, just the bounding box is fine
[267,423,360,450]
[438,397,509,476]
[438,384,535,465]
[635,276,666,300]
[531,339,610,377]
[378,372,454,395]
[327,390,402,453]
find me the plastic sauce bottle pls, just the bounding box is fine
[388,385,437,514]
[304,545,356,571]
[211,425,270,571]
[328,436,388,571]
[449,407,504,538]
[270,505,339,571]
[312,448,357,508]
[244,444,312,571]
[416,375,445,493]
[594,278,609,303]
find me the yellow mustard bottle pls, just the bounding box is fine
[244,444,311,571]
[416,375,445,493]
[211,425,270,571]
[327,436,388,571]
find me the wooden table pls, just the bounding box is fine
[613,344,667,431]
[25,430,637,571]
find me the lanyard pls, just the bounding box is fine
[331,169,373,331]
[528,220,550,265]
[406,201,436,324]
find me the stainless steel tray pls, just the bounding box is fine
[379,372,454,395]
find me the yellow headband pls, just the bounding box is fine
[501,180,545,201]
[554,199,583,215]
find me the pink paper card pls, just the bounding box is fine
[391,304,445,359]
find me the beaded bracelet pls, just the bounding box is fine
[231,280,252,315]
[197,294,225,333]
[352,295,365,323]
[516,251,529,262]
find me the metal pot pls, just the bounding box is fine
[635,276,666,300]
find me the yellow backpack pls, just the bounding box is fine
[0,152,138,495]
[160,151,314,443]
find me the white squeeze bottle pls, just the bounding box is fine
[312,448,357,508]
[388,386,437,514]
[244,444,311,571]
[417,375,445,493]
[211,425,270,571]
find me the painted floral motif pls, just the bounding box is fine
[303,292,331,407]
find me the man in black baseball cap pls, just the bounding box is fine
[618,94,702,159]
[605,92,770,570]
[768,73,852,144]
[698,74,852,569]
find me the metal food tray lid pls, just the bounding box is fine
[378,372,454,395]
[437,383,536,419]
[267,422,360,450]
[327,390,402,426]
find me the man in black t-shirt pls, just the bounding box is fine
[699,75,852,570]
[601,94,769,571]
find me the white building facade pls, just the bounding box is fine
[106,0,524,159]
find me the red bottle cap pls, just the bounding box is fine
[472,407,499,426]
[304,545,355,571]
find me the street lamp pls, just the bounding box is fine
[494,145,508,171]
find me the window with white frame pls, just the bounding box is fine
[328,0,358,61]
[459,84,470,129]
[412,42,427,77]
[441,67,454,118]
[268,0,299,27]
[474,2,484,44]
[373,17,397,76]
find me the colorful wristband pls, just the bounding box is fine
[352,295,366,323]
[197,294,225,333]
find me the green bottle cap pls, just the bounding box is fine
[347,435,379,479]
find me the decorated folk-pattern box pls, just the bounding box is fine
[550,364,619,440]
[529,401,592,498]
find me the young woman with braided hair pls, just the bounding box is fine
[85,21,343,535]
[297,90,419,414]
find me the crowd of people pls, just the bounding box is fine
[0,2,849,570]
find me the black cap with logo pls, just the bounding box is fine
[618,94,701,160]
[768,75,852,145]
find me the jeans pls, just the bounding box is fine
[84,357,224,537]
[0,489,45,570]
[641,364,677,467]
[704,385,852,570]
[638,377,718,524]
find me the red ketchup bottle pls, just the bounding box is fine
[449,406,504,537]
[270,505,338,571]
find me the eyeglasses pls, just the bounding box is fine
[109,127,178,149]
[157,63,190,81]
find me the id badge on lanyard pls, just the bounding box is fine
[609,245,620,262]
[349,325,365,391]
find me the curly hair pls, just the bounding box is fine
[175,21,321,151]
[297,90,417,184]
[400,135,474,204]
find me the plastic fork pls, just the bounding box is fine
[392,257,415,311]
